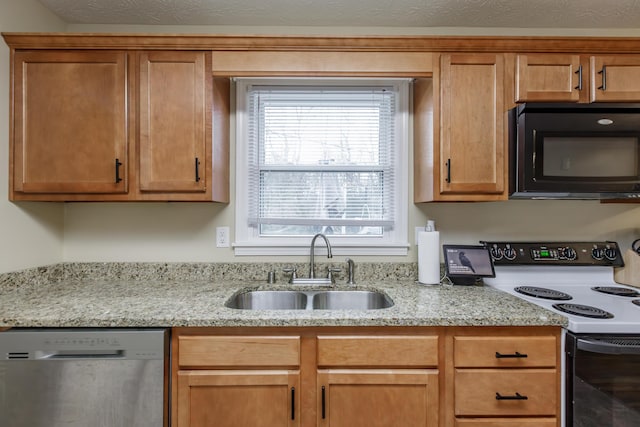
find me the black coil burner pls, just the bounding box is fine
[514,286,573,300]
[552,303,614,319]
[633,300,640,307]
[591,286,640,297]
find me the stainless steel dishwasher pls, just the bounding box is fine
[0,328,169,427]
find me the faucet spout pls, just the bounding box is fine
[309,233,333,278]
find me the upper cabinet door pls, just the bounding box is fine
[438,53,506,199]
[13,51,128,194]
[590,55,640,102]
[138,51,208,193]
[515,54,582,102]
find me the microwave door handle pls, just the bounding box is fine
[597,65,607,91]
[577,337,640,355]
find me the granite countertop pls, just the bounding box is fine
[0,272,568,328]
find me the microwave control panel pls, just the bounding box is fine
[480,241,624,267]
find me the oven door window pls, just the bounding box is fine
[571,338,640,427]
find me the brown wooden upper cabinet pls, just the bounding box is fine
[425,53,507,202]
[139,51,206,194]
[12,51,129,196]
[10,49,229,202]
[516,53,640,103]
[589,55,640,102]
[515,54,583,103]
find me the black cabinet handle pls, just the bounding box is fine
[195,157,201,182]
[321,385,326,419]
[598,65,607,91]
[445,158,451,183]
[574,64,583,91]
[115,158,123,183]
[495,351,528,359]
[291,387,295,420]
[496,392,528,400]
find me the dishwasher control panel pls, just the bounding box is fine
[0,328,167,360]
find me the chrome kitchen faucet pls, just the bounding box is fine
[284,233,336,285]
[309,233,332,279]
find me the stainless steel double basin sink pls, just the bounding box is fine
[225,289,393,311]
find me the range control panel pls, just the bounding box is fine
[480,241,624,266]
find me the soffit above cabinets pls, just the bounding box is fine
[36,0,640,29]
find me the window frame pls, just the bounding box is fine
[233,77,410,256]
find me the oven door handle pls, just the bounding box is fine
[577,337,640,355]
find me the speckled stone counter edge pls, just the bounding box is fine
[0,261,430,287]
[0,264,66,289]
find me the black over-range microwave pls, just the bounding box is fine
[509,103,640,199]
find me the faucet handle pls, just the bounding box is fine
[327,267,341,284]
[283,267,298,284]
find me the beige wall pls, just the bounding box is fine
[59,24,640,263]
[0,0,66,273]
[2,19,640,267]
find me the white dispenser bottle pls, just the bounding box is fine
[418,220,440,284]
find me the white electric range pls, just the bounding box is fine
[482,241,640,427]
[482,241,640,334]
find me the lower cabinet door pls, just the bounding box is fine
[317,369,439,427]
[177,369,300,427]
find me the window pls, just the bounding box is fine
[234,78,409,255]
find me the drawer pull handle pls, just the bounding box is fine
[495,351,528,358]
[495,392,528,400]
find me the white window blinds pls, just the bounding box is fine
[245,83,398,237]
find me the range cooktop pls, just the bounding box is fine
[482,241,640,334]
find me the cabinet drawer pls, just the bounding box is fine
[454,336,556,367]
[455,419,557,427]
[455,369,557,416]
[178,336,300,368]
[317,335,438,367]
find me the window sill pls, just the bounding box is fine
[233,242,409,256]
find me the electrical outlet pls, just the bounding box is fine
[216,226,230,248]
